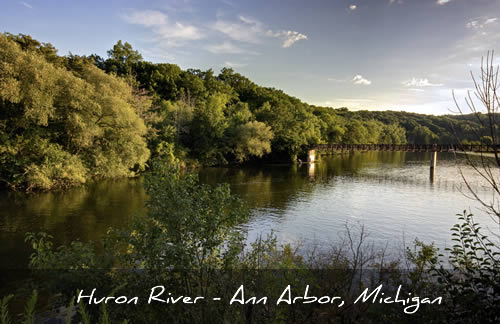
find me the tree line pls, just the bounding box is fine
[0,33,497,191]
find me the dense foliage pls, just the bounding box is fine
[0,34,149,191]
[2,33,499,191]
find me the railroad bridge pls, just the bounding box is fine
[305,143,499,180]
[309,143,500,155]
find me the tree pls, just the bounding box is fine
[409,125,438,144]
[343,119,369,144]
[0,34,149,191]
[134,61,182,101]
[233,121,273,162]
[380,123,407,144]
[3,32,62,66]
[104,40,143,76]
[453,52,500,224]
[190,93,230,163]
[139,162,248,270]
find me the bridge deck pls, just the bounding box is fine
[311,144,500,153]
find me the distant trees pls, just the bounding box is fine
[338,119,407,144]
[409,125,438,144]
[343,120,369,144]
[1,33,497,191]
[381,123,407,144]
[90,40,491,165]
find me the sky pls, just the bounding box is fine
[1,0,500,115]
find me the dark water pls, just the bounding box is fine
[0,151,498,268]
[0,178,147,269]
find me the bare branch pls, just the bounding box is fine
[454,51,500,227]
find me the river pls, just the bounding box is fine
[1,151,498,269]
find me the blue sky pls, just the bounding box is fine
[1,0,500,115]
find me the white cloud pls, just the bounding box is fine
[124,9,167,26]
[224,61,247,68]
[122,9,202,41]
[352,75,372,85]
[271,30,308,48]
[484,17,498,25]
[206,41,244,54]
[19,1,32,9]
[213,15,264,43]
[337,98,374,102]
[161,23,200,39]
[466,20,479,29]
[310,98,375,109]
[327,77,347,82]
[447,14,500,65]
[403,78,443,87]
[437,0,452,5]
[214,15,307,48]
[238,15,260,26]
[349,4,357,11]
[466,17,498,29]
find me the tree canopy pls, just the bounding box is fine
[0,34,149,191]
[1,33,497,191]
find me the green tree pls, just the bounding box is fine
[343,119,369,144]
[410,125,438,144]
[4,32,62,66]
[134,62,182,101]
[104,40,143,76]
[233,121,273,162]
[364,120,384,144]
[0,34,149,190]
[190,93,230,163]
[380,123,407,144]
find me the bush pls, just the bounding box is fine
[433,211,500,322]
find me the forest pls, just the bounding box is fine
[0,33,496,191]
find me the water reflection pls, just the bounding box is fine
[308,163,315,178]
[199,152,498,250]
[198,152,451,210]
[0,151,498,269]
[0,178,146,268]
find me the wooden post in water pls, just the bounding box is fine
[308,149,316,164]
[430,151,437,169]
[429,151,437,183]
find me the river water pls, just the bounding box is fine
[1,151,498,268]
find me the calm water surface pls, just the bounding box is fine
[1,151,498,268]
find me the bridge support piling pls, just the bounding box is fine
[430,167,435,183]
[429,151,437,183]
[430,151,437,170]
